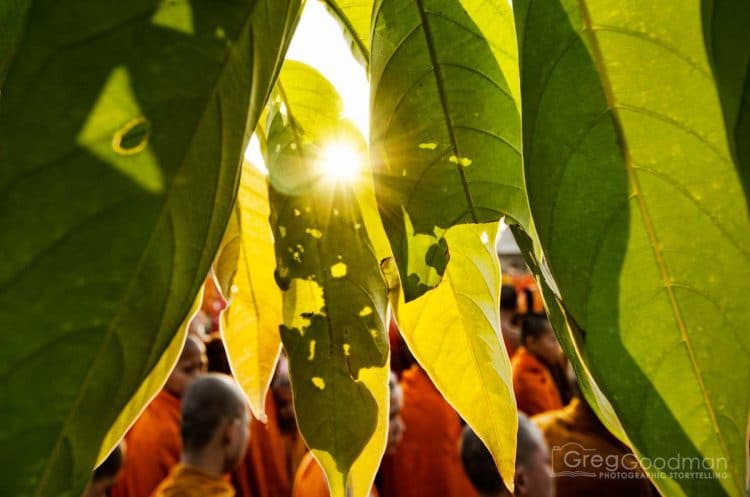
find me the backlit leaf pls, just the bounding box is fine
[95,286,204,465]
[370,0,527,301]
[510,224,628,444]
[266,62,389,497]
[396,222,517,491]
[214,161,283,422]
[322,0,373,68]
[0,2,302,495]
[516,1,750,495]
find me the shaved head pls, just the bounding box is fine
[461,414,551,497]
[165,335,207,397]
[184,334,205,356]
[180,373,249,469]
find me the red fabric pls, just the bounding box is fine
[292,452,379,497]
[512,347,563,416]
[111,390,182,497]
[379,366,477,497]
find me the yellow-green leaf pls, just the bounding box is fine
[348,361,390,497]
[96,286,204,465]
[322,0,373,67]
[370,0,528,302]
[396,222,516,491]
[266,62,390,497]
[214,161,283,422]
[516,1,750,495]
[0,2,303,495]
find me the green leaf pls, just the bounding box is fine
[0,0,31,85]
[370,0,528,302]
[510,224,628,444]
[321,0,373,68]
[701,0,750,210]
[395,222,517,491]
[95,286,204,465]
[266,62,390,497]
[214,161,283,423]
[0,2,302,496]
[516,1,750,496]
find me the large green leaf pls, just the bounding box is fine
[0,2,302,496]
[395,222,517,491]
[95,286,204,465]
[510,224,628,444]
[370,0,528,302]
[516,1,749,496]
[701,0,750,211]
[266,62,390,497]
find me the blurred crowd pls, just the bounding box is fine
[84,272,656,497]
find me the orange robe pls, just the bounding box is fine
[151,464,235,497]
[533,399,656,497]
[379,366,477,497]
[283,429,308,482]
[112,390,182,497]
[512,347,563,416]
[292,452,379,497]
[232,392,292,497]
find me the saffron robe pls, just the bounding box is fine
[512,347,563,416]
[378,366,477,497]
[112,389,182,497]
[232,392,292,497]
[151,464,235,497]
[533,398,656,497]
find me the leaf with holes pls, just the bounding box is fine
[516,1,750,495]
[395,222,517,491]
[370,0,527,301]
[213,161,283,422]
[0,1,302,495]
[266,62,390,497]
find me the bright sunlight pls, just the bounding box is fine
[318,142,363,183]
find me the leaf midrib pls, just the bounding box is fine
[576,1,742,493]
[413,0,478,223]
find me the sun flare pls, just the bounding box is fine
[318,142,362,183]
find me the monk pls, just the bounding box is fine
[500,284,521,357]
[203,334,291,497]
[112,335,207,497]
[291,372,406,497]
[273,357,308,480]
[533,395,656,497]
[512,314,564,416]
[378,365,477,497]
[83,443,125,497]
[152,373,250,497]
[460,414,554,497]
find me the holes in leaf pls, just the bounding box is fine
[112,117,151,155]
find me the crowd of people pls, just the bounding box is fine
[84,274,656,497]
